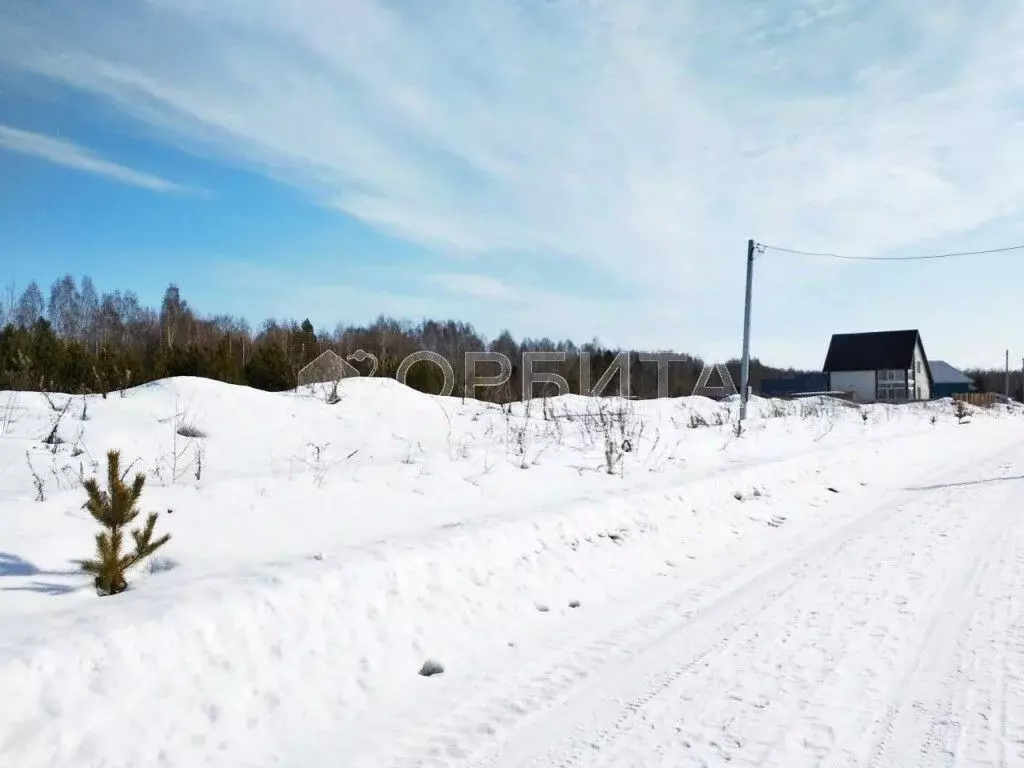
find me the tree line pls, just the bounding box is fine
[1,274,1011,400]
[963,368,1024,400]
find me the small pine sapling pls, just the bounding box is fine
[954,399,970,424]
[78,450,171,596]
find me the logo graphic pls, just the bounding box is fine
[296,350,359,390]
[691,363,738,399]
[298,349,739,401]
[346,349,379,378]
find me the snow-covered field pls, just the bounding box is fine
[2,377,1023,767]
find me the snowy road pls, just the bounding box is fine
[353,439,1024,768]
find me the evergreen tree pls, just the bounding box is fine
[244,342,293,391]
[78,450,171,596]
[28,318,60,389]
[159,284,188,349]
[292,319,318,368]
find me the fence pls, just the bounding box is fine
[952,392,999,408]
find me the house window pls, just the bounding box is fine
[916,361,922,374]
[877,381,907,401]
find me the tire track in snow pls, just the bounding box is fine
[704,481,1007,768]
[943,512,1016,768]
[861,462,1024,768]
[1004,551,1024,765]
[381,438,1024,768]
[696,499,963,767]
[837,498,1006,768]
[918,517,1013,768]
[620,453,1024,768]
[318,425,994,768]
[580,462,1004,768]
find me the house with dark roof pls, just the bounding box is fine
[928,360,975,398]
[822,329,933,403]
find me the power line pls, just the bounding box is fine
[756,241,1024,261]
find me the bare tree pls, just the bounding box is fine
[1,280,15,327]
[47,274,83,339]
[96,293,124,347]
[13,281,45,329]
[79,275,100,348]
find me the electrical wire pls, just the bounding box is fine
[756,241,1024,261]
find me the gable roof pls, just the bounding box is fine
[823,329,923,372]
[929,360,972,385]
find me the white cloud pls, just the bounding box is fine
[429,273,511,301]
[0,124,191,193]
[2,0,1023,365]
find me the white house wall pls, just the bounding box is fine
[830,370,876,402]
[913,341,931,400]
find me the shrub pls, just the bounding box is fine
[325,379,342,405]
[175,421,207,439]
[43,399,70,447]
[78,450,172,596]
[954,399,970,424]
[26,451,45,502]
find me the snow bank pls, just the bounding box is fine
[1,377,1020,766]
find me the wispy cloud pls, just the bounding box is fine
[5,2,1021,268]
[0,124,192,193]
[2,0,1023,363]
[428,273,511,301]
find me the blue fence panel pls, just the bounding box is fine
[760,373,828,397]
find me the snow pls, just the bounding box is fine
[2,377,1023,767]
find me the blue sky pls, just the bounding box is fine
[2,0,1024,369]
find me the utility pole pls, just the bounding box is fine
[739,239,755,422]
[1005,349,1010,399]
